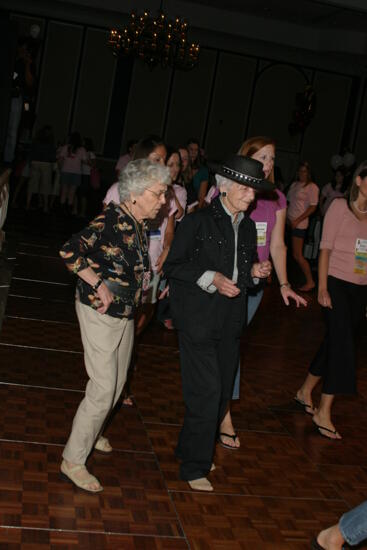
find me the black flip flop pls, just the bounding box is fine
[313,420,341,440]
[294,396,315,415]
[218,432,240,450]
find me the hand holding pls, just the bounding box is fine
[212,272,240,298]
[251,260,272,279]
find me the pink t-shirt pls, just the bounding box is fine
[320,198,367,285]
[287,181,319,229]
[250,189,287,262]
[58,145,87,175]
[173,184,187,222]
[116,153,131,174]
[104,182,119,204]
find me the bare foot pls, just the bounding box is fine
[317,524,345,549]
[313,413,342,440]
[299,283,315,292]
[295,389,316,415]
[219,410,240,448]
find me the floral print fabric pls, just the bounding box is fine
[60,203,150,319]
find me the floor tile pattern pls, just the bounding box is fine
[0,216,366,549]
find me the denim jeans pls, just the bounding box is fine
[339,500,367,546]
[231,289,264,400]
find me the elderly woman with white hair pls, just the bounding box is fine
[163,155,273,491]
[59,159,171,493]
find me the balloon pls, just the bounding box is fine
[29,24,41,39]
[343,152,355,168]
[330,155,343,170]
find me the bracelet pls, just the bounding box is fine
[280,282,291,289]
[92,278,103,291]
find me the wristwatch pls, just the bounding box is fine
[92,278,103,291]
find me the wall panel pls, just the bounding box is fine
[205,53,256,160]
[35,21,82,142]
[354,86,367,165]
[164,49,217,146]
[72,28,116,153]
[121,61,172,145]
[248,64,307,153]
[301,71,352,184]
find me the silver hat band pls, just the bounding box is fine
[223,166,262,183]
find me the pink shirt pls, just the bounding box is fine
[250,190,287,262]
[58,145,87,175]
[104,182,119,204]
[321,198,367,285]
[116,153,131,174]
[287,181,319,229]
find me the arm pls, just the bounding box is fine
[291,204,317,229]
[156,214,175,273]
[270,209,307,307]
[318,249,332,308]
[172,189,184,220]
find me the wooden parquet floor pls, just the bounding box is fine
[0,216,366,549]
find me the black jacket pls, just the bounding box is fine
[163,197,258,339]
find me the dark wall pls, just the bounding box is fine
[0,12,17,155]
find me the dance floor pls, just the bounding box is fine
[0,214,366,549]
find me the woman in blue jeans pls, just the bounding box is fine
[312,500,367,549]
[218,136,307,449]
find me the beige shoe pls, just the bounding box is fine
[94,436,113,453]
[188,477,213,492]
[210,463,216,472]
[60,460,103,493]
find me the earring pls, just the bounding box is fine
[132,199,136,204]
[221,191,227,197]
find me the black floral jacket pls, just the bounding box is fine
[60,203,150,319]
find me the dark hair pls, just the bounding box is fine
[133,135,166,160]
[35,125,54,145]
[165,146,182,184]
[187,137,205,170]
[84,137,94,152]
[330,167,346,191]
[297,161,312,186]
[349,161,367,205]
[68,131,83,155]
[126,139,137,153]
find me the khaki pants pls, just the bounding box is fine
[63,301,134,464]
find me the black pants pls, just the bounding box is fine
[176,297,244,481]
[309,276,367,394]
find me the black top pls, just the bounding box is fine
[163,197,258,338]
[60,203,150,319]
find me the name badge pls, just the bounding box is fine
[354,238,367,275]
[256,222,267,247]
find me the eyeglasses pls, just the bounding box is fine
[146,188,168,199]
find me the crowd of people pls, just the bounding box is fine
[1,129,366,548]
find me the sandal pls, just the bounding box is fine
[313,420,342,440]
[294,396,315,415]
[218,432,240,450]
[94,436,113,453]
[60,460,103,493]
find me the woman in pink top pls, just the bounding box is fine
[287,162,319,291]
[57,132,87,212]
[219,136,307,450]
[296,162,367,439]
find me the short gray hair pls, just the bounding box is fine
[215,174,234,189]
[118,159,171,202]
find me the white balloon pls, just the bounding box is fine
[330,154,343,170]
[29,24,41,39]
[343,152,355,168]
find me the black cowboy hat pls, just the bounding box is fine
[209,154,273,192]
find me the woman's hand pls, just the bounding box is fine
[290,219,299,229]
[280,285,308,307]
[318,288,332,309]
[213,272,240,297]
[96,282,114,314]
[251,260,272,279]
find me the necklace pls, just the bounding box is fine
[353,201,367,214]
[121,203,146,248]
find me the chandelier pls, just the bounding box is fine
[107,5,200,71]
